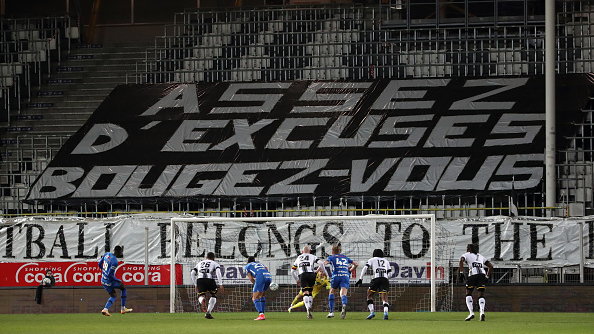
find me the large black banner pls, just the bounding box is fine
[26,76,593,202]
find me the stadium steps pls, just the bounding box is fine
[556,97,594,215]
[27,100,103,109]
[0,42,154,179]
[3,122,87,134]
[32,93,109,101]
[46,72,130,82]
[20,110,95,121]
[67,90,115,97]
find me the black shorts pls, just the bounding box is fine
[196,278,218,294]
[299,272,316,292]
[369,277,390,293]
[466,274,488,290]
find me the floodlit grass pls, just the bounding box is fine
[3,312,593,334]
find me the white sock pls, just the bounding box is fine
[207,297,217,313]
[383,303,389,314]
[198,296,205,305]
[466,296,474,314]
[478,297,485,314]
[305,295,313,310]
[368,303,374,313]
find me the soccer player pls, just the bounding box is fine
[290,245,328,319]
[190,252,225,319]
[355,249,392,320]
[244,256,273,320]
[98,245,132,316]
[288,270,330,312]
[325,244,358,319]
[458,243,494,321]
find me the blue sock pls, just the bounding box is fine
[253,299,261,313]
[105,296,116,309]
[120,288,127,308]
[254,298,266,313]
[341,295,348,306]
[328,294,335,312]
[259,297,266,313]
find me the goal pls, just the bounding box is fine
[169,214,455,314]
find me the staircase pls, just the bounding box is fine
[0,42,153,213]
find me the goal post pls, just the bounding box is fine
[170,214,452,314]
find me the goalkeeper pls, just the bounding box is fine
[288,270,330,312]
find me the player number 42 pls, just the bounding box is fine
[336,258,348,266]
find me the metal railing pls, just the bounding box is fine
[132,3,593,83]
[0,192,562,218]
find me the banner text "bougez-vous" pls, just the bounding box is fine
[27,77,592,200]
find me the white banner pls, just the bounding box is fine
[1,214,593,285]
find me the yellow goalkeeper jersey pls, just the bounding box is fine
[314,273,330,290]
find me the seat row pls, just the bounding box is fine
[0,16,79,125]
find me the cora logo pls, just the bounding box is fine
[15,262,45,283]
[14,261,103,285]
[64,261,103,283]
[4,262,177,287]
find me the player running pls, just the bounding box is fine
[458,243,494,321]
[245,256,273,320]
[290,245,328,319]
[325,244,358,319]
[191,252,225,319]
[98,245,132,316]
[355,249,392,320]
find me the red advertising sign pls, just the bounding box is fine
[0,262,182,287]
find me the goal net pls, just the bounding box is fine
[169,214,455,314]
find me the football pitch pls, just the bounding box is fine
[3,312,593,334]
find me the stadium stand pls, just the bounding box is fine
[0,16,159,213]
[1,1,594,217]
[132,3,593,83]
[0,15,80,213]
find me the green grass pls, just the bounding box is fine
[2,312,593,334]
